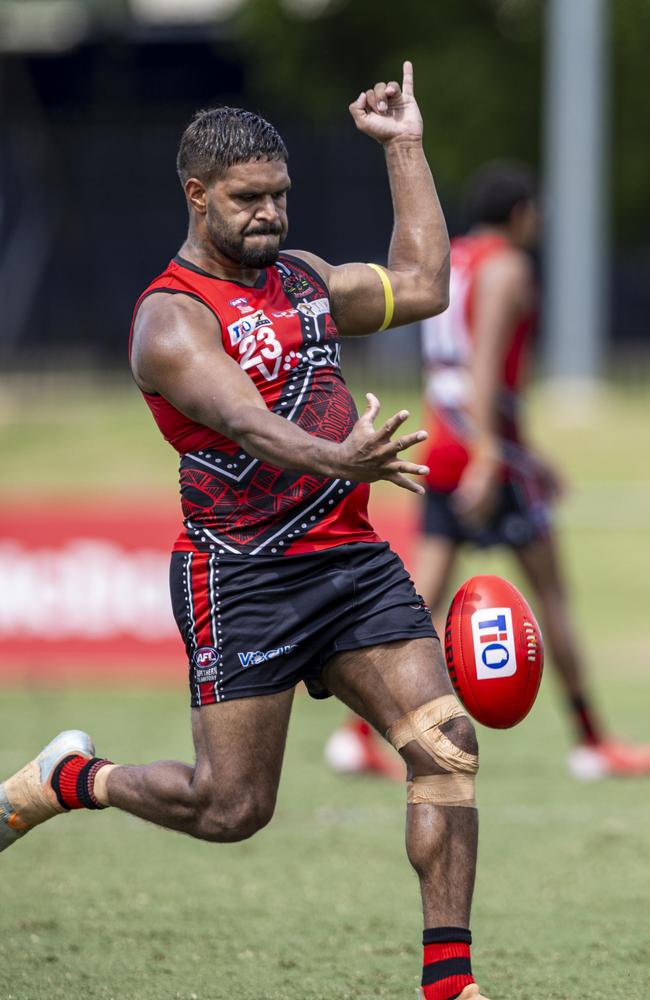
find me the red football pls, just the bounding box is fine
[444,574,544,728]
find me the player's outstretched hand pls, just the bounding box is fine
[337,392,429,494]
[349,60,423,145]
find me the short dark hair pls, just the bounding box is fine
[462,160,536,228]
[176,106,288,186]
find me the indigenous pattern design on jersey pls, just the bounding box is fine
[130,253,379,556]
[420,233,536,494]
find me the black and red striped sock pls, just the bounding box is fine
[569,694,602,746]
[421,927,474,1000]
[50,755,113,810]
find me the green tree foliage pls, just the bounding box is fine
[234,0,649,244]
[235,0,542,202]
[611,0,650,246]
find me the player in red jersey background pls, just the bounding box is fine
[329,161,650,781]
[2,65,490,1000]
[417,161,650,778]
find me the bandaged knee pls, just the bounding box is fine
[386,695,478,807]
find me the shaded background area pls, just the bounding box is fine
[1,0,649,377]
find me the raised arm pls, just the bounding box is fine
[131,292,430,493]
[290,61,450,336]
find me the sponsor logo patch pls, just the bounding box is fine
[227,309,272,346]
[471,607,517,680]
[301,343,341,368]
[237,643,297,668]
[297,297,329,318]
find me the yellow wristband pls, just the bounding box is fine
[366,263,395,332]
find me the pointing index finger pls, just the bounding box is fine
[402,60,414,97]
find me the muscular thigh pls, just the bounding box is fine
[322,637,454,740]
[323,639,477,784]
[191,688,294,809]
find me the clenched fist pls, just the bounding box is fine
[349,60,423,146]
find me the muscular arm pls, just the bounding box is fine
[288,62,450,336]
[130,292,430,493]
[452,248,535,521]
[469,249,534,454]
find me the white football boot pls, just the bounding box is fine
[324,718,404,780]
[567,738,650,779]
[0,730,95,852]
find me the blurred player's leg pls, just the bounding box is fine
[323,637,484,999]
[515,534,650,778]
[414,535,459,621]
[1,689,294,850]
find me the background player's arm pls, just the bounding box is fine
[131,292,430,493]
[288,61,449,336]
[453,249,534,523]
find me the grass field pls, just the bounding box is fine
[1,683,649,1000]
[1,375,650,999]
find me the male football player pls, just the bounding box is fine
[1,64,488,1000]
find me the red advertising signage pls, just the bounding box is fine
[0,499,415,684]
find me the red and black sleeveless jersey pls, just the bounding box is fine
[420,233,536,493]
[129,253,380,556]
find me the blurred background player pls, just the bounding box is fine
[326,161,650,781]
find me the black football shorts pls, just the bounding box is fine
[422,478,551,549]
[169,541,437,706]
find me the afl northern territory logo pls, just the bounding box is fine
[193,646,220,670]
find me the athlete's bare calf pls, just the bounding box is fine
[103,688,294,842]
[106,633,480,926]
[323,637,478,928]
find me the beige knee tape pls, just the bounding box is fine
[407,774,476,807]
[387,695,478,773]
[387,695,478,807]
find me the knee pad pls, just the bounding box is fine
[386,695,478,807]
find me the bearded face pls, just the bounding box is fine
[205,201,285,268]
[203,158,290,268]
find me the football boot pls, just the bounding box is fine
[324,717,404,780]
[0,730,95,852]
[568,738,650,779]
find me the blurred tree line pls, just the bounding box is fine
[2,0,648,363]
[3,0,648,243]
[232,0,649,247]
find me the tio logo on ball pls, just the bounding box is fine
[471,607,517,680]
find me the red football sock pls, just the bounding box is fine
[51,755,113,810]
[421,927,474,1000]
